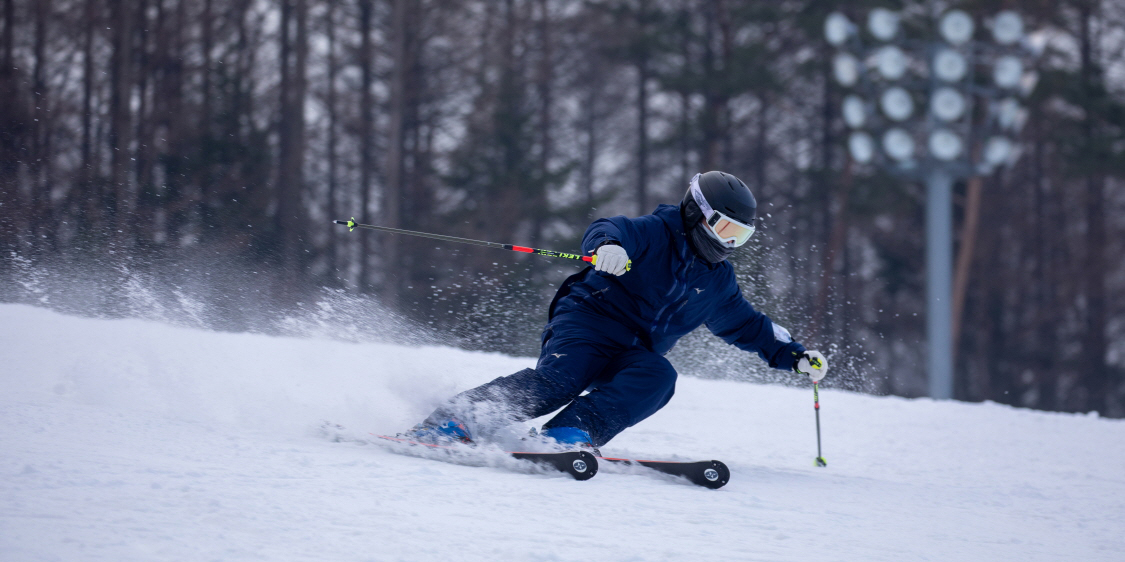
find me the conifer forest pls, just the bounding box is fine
[1,0,1123,416]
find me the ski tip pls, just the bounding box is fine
[699,460,730,489]
[600,457,731,489]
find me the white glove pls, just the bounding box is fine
[593,244,629,276]
[794,350,828,382]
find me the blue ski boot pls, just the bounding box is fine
[400,417,473,445]
[541,426,600,456]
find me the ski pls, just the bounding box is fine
[597,456,730,489]
[323,423,721,487]
[374,434,599,481]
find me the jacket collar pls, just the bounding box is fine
[652,204,722,270]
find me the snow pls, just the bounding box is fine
[1,303,1123,561]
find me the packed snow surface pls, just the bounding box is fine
[1,303,1123,561]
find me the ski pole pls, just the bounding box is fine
[813,381,827,467]
[333,218,630,271]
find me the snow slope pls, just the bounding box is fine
[1,303,1122,561]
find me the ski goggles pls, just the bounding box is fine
[689,174,756,247]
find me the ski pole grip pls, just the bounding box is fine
[333,218,358,231]
[587,255,633,272]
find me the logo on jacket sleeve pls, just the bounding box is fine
[693,288,705,294]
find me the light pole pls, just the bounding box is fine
[825,8,1036,399]
[926,168,953,398]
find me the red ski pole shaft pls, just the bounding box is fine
[333,218,630,270]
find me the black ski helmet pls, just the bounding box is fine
[680,171,757,228]
[680,171,757,263]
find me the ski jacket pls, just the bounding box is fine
[548,204,805,371]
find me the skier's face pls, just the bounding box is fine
[687,217,736,264]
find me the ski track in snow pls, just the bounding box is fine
[1,303,1123,561]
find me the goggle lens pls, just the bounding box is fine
[709,215,755,246]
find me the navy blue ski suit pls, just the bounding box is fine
[432,204,806,446]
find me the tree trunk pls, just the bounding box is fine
[533,0,552,243]
[325,0,339,276]
[200,0,213,135]
[81,0,95,177]
[193,0,214,226]
[754,94,768,195]
[811,160,852,344]
[109,0,134,241]
[74,0,98,236]
[357,0,374,291]
[677,9,690,181]
[1030,112,1055,409]
[161,0,187,245]
[807,42,837,344]
[30,0,53,248]
[277,0,308,272]
[134,0,155,246]
[716,0,732,169]
[699,0,731,173]
[581,73,599,212]
[1078,1,1107,413]
[636,60,648,216]
[384,0,406,303]
[635,0,649,216]
[952,176,982,359]
[0,0,18,252]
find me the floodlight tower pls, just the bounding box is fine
[825,8,1036,399]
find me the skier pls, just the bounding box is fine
[405,171,827,449]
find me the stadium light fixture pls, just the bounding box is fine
[995,97,1026,131]
[824,8,1036,401]
[825,12,851,47]
[940,10,974,45]
[991,11,1024,46]
[843,95,867,128]
[993,56,1023,89]
[984,136,1013,166]
[876,46,908,80]
[833,53,860,87]
[868,8,900,41]
[882,128,915,161]
[880,87,914,121]
[928,129,963,161]
[931,88,967,122]
[933,49,968,82]
[849,132,876,163]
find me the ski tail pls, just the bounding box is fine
[373,434,598,481]
[512,450,598,480]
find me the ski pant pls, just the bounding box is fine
[425,309,677,447]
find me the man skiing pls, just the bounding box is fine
[406,171,827,449]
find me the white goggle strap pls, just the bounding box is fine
[689,174,716,220]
